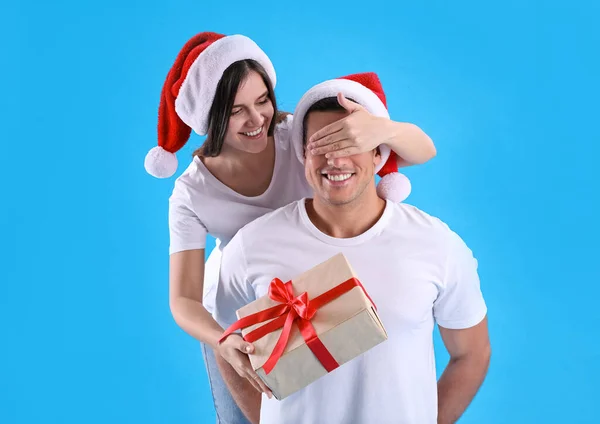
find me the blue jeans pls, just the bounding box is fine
[201,343,252,424]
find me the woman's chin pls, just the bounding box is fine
[242,135,269,154]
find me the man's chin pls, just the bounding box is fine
[318,192,356,206]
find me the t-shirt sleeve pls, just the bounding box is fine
[433,231,488,329]
[213,231,256,330]
[168,187,208,254]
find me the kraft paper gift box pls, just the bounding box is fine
[223,253,388,400]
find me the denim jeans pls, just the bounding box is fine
[201,343,252,424]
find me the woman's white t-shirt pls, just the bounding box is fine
[168,117,312,313]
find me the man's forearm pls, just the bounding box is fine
[437,350,491,424]
[215,353,262,424]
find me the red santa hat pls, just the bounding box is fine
[290,72,411,203]
[145,32,277,178]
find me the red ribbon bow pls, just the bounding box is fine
[219,276,375,375]
[268,278,316,320]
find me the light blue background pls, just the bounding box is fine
[2,1,598,423]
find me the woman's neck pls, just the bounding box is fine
[200,136,276,197]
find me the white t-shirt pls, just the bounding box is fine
[214,199,487,424]
[168,117,312,313]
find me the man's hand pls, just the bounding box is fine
[216,333,273,398]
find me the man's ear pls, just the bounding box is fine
[373,146,382,169]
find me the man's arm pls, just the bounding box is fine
[433,227,490,423]
[437,317,491,424]
[215,352,262,424]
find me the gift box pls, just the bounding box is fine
[220,253,388,400]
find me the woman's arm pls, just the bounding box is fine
[169,249,225,349]
[384,121,437,167]
[170,249,270,423]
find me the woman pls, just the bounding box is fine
[145,32,436,424]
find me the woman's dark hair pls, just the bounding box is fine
[194,59,287,157]
[301,96,356,145]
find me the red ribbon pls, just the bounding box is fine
[219,277,375,375]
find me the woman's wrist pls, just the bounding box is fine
[206,325,227,350]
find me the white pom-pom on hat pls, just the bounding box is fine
[377,172,411,203]
[145,146,178,179]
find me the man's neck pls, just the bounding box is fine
[305,189,387,239]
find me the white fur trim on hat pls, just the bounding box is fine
[145,146,178,178]
[291,79,391,173]
[175,35,276,136]
[377,172,412,203]
[274,114,293,150]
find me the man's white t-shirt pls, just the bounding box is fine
[168,117,312,313]
[214,199,487,424]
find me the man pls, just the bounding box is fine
[214,73,491,424]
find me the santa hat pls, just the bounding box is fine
[290,72,411,203]
[145,32,277,178]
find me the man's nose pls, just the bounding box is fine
[326,156,352,167]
